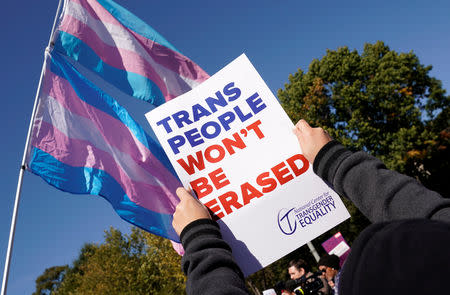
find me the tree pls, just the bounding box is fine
[54,243,99,294]
[33,265,68,295]
[243,41,450,292]
[34,227,185,295]
[35,41,449,294]
[404,108,450,196]
[277,40,449,245]
[278,41,449,185]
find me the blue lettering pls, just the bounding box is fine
[317,208,325,216]
[205,93,227,113]
[217,111,236,131]
[201,121,221,139]
[246,93,267,114]
[234,105,253,122]
[156,116,173,133]
[173,110,193,128]
[184,128,204,148]
[223,82,241,101]
[192,104,212,122]
[299,218,306,228]
[304,216,312,225]
[167,135,186,155]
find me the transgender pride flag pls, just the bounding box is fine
[25,0,209,242]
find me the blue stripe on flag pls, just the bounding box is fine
[28,147,179,241]
[49,52,178,178]
[54,31,165,105]
[96,0,181,54]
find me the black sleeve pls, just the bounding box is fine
[313,140,450,223]
[180,219,249,295]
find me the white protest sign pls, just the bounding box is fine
[146,54,350,276]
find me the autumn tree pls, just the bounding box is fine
[35,41,448,294]
[34,227,185,295]
[33,265,68,295]
[244,41,449,292]
[278,41,449,191]
[278,40,449,242]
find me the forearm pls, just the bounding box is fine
[313,141,450,222]
[180,219,249,295]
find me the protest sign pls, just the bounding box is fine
[146,54,350,276]
[322,232,351,267]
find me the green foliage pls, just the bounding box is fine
[34,227,185,295]
[278,41,449,181]
[246,41,449,292]
[33,265,68,295]
[404,109,450,196]
[277,40,449,244]
[34,41,448,294]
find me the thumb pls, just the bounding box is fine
[295,119,311,132]
[176,187,193,201]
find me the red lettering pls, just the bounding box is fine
[176,151,205,175]
[204,198,225,220]
[286,154,309,176]
[256,171,278,193]
[271,162,294,185]
[218,191,243,214]
[241,182,263,205]
[209,168,230,190]
[222,132,246,155]
[246,120,264,139]
[204,144,226,163]
[190,177,213,199]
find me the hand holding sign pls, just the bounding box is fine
[147,54,349,275]
[293,119,332,164]
[173,188,212,236]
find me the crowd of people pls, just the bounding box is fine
[267,254,341,295]
[172,119,450,295]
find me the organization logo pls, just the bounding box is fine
[277,192,337,236]
[277,208,297,235]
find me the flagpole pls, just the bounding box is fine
[307,241,320,262]
[1,1,64,294]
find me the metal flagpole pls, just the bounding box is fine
[307,241,320,262]
[1,0,64,294]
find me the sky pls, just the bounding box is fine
[1,0,449,294]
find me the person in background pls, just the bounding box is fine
[282,279,298,295]
[318,254,340,294]
[287,259,330,295]
[288,259,310,281]
[172,119,450,295]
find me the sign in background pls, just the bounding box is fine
[322,232,351,267]
[146,54,350,276]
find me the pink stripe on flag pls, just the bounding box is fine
[32,120,179,214]
[37,94,168,186]
[59,14,173,99]
[41,70,174,182]
[129,31,209,85]
[69,0,209,83]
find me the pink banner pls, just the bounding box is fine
[321,232,350,267]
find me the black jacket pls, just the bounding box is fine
[314,141,450,222]
[180,141,450,295]
[180,219,248,295]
